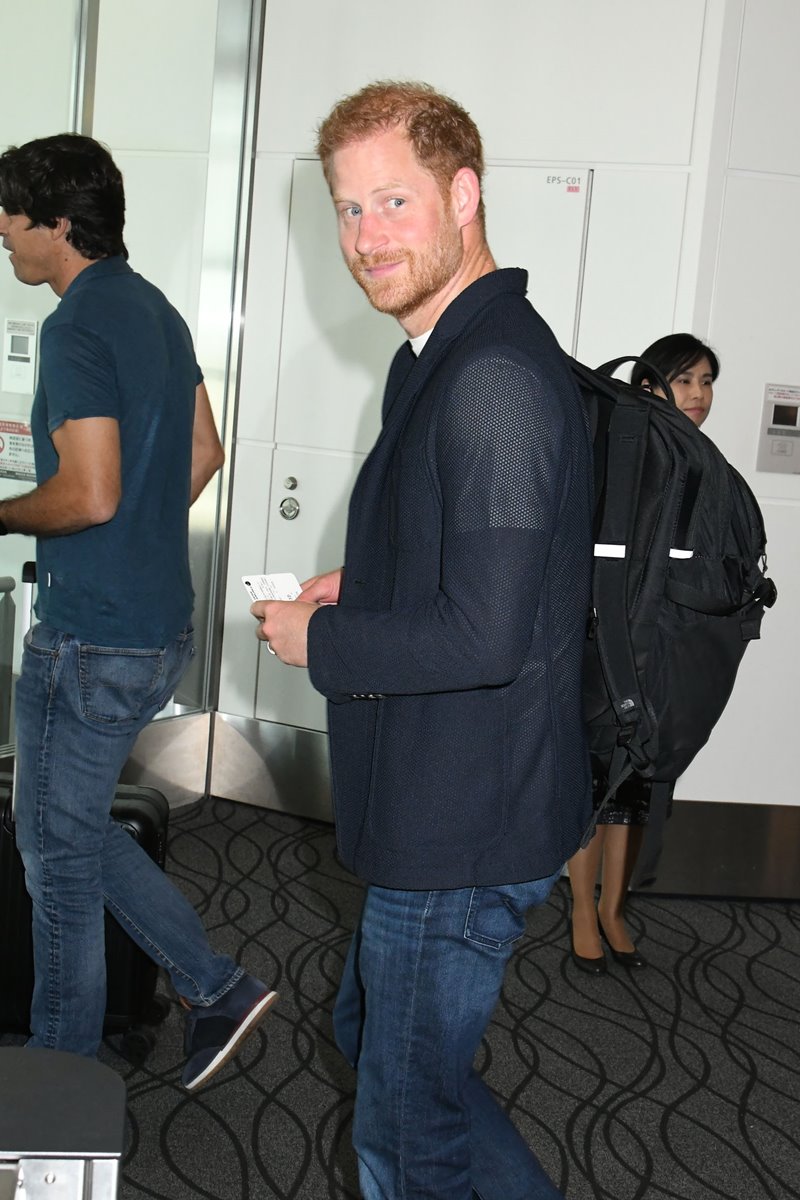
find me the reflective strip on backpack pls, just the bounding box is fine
[594,544,694,559]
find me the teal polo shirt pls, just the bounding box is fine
[31,256,200,647]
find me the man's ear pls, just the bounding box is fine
[51,216,71,243]
[450,167,481,229]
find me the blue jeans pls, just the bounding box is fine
[334,876,565,1200]
[14,623,242,1057]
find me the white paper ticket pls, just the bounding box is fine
[242,572,302,602]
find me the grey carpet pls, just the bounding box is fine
[7,796,800,1199]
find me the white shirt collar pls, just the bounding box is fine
[409,329,434,357]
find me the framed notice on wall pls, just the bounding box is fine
[0,416,35,482]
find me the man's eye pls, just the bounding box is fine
[339,206,361,219]
[387,197,405,209]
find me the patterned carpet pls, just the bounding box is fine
[6,796,799,1199]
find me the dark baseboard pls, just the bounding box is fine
[632,798,800,899]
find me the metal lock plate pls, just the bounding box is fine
[279,496,300,520]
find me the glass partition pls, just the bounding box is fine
[0,0,258,759]
[0,0,85,759]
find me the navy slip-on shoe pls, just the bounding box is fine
[182,973,278,1091]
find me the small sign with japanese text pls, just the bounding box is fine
[0,416,35,482]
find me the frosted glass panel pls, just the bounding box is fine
[0,0,81,737]
[115,154,209,339]
[0,0,78,149]
[93,0,218,153]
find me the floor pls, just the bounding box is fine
[4,795,799,1199]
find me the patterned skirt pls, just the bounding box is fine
[594,770,653,827]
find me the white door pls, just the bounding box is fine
[254,447,363,732]
[219,157,592,738]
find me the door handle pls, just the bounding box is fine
[279,496,300,520]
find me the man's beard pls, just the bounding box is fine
[347,226,463,321]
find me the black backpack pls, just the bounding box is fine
[569,355,777,818]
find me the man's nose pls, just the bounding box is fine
[354,212,387,257]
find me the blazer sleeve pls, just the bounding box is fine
[308,345,576,699]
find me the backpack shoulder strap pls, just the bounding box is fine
[592,397,658,775]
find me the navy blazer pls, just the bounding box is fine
[308,269,593,889]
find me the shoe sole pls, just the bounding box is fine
[183,990,278,1091]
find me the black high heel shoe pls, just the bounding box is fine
[598,920,646,969]
[570,938,607,975]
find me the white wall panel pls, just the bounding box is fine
[225,0,800,821]
[93,0,218,153]
[237,155,293,444]
[255,447,363,731]
[485,165,589,351]
[273,158,591,454]
[115,154,208,338]
[218,441,273,717]
[576,171,688,366]
[259,0,703,165]
[708,174,800,500]
[730,0,800,175]
[275,160,399,455]
[676,500,796,805]
[0,1,77,149]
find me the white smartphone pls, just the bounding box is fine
[242,572,302,602]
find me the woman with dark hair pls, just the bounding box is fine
[630,332,719,423]
[567,333,719,974]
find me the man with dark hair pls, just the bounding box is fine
[0,133,276,1087]
[0,133,127,261]
[252,82,593,1198]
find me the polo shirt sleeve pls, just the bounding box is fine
[38,323,119,435]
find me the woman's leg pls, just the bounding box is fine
[596,824,645,952]
[566,827,606,959]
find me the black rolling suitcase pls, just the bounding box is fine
[0,774,171,1062]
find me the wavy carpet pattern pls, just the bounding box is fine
[11,796,798,1200]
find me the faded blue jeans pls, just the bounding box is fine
[334,876,565,1200]
[14,623,242,1057]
